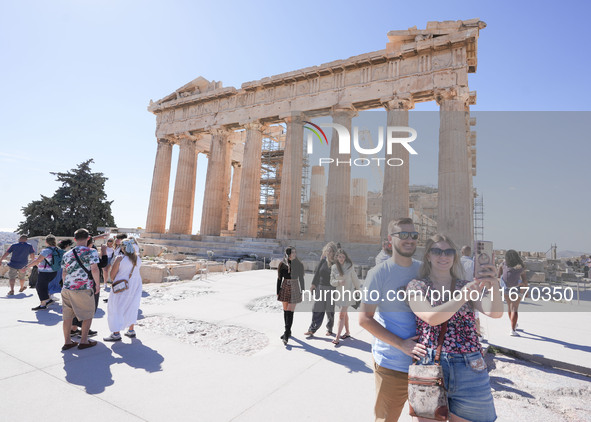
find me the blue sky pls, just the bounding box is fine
[1,0,589,253]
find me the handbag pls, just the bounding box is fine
[408,321,449,420]
[112,263,136,294]
[408,278,455,421]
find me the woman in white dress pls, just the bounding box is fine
[330,249,361,346]
[103,239,142,341]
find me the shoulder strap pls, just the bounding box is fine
[434,278,456,363]
[72,248,92,278]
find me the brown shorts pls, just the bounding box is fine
[374,361,408,422]
[8,267,26,280]
[61,289,95,321]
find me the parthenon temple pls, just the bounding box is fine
[145,19,485,249]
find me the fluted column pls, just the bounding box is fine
[169,136,198,234]
[201,128,231,236]
[221,142,234,232]
[350,178,368,241]
[325,107,357,243]
[380,97,414,239]
[437,88,472,247]
[146,138,174,233]
[236,122,263,237]
[307,166,325,238]
[277,115,303,239]
[228,162,242,231]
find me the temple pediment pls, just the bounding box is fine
[150,77,225,109]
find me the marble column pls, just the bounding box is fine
[201,128,231,236]
[228,162,242,231]
[169,136,198,234]
[325,107,357,243]
[350,178,368,242]
[146,138,174,233]
[436,89,472,247]
[277,115,303,239]
[380,98,413,240]
[221,142,234,232]
[236,122,263,237]
[307,166,325,238]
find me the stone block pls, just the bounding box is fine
[528,272,546,283]
[141,244,165,257]
[237,261,257,272]
[270,258,282,269]
[162,253,186,261]
[525,260,545,272]
[140,265,168,283]
[207,262,224,273]
[170,264,198,280]
[225,260,238,272]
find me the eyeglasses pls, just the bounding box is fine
[390,231,419,240]
[429,247,456,257]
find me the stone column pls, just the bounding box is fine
[228,162,242,231]
[146,138,174,233]
[277,115,303,239]
[436,89,472,247]
[325,106,357,243]
[169,136,198,234]
[221,142,234,232]
[380,97,413,239]
[350,178,368,242]
[307,166,325,238]
[201,128,231,236]
[236,122,263,237]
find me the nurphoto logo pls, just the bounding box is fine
[303,121,418,167]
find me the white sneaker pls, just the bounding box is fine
[103,333,122,342]
[510,330,520,337]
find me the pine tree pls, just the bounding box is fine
[17,159,116,236]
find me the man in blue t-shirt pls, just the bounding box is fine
[1,235,36,295]
[360,218,427,422]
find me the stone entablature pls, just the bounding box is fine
[148,19,485,139]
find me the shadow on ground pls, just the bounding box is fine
[62,339,164,394]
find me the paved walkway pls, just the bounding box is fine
[1,270,589,422]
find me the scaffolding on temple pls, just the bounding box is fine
[474,193,484,240]
[258,127,285,238]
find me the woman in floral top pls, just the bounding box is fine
[406,234,503,422]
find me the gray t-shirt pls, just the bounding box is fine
[363,259,421,372]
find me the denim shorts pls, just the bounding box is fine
[416,348,497,422]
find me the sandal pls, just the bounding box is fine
[326,331,336,337]
[332,339,340,345]
[19,286,27,292]
[340,334,351,340]
[7,290,14,296]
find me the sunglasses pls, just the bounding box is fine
[429,247,456,257]
[391,231,419,240]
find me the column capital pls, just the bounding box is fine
[157,137,175,146]
[280,113,305,124]
[434,87,470,106]
[330,105,357,119]
[209,126,232,138]
[243,121,264,131]
[382,96,415,111]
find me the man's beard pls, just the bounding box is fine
[394,244,416,258]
